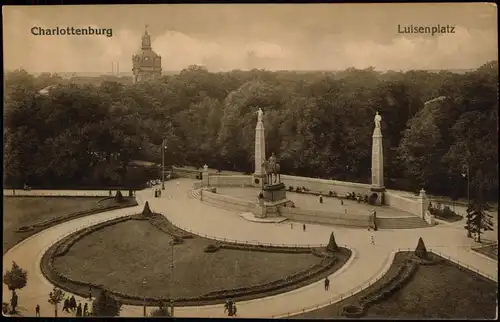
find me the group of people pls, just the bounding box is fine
[345,192,369,204]
[62,296,89,316]
[224,300,237,317]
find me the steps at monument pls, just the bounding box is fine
[376,216,431,229]
[189,189,201,200]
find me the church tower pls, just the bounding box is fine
[132,25,162,83]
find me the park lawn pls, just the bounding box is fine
[473,243,498,261]
[53,219,343,302]
[3,197,101,254]
[294,252,497,319]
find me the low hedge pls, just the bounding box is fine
[42,212,345,306]
[218,243,313,254]
[204,244,220,253]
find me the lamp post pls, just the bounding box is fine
[142,276,147,317]
[462,164,470,207]
[170,242,175,317]
[462,164,471,237]
[161,139,167,190]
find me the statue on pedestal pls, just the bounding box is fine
[257,108,264,123]
[262,153,281,184]
[374,111,382,128]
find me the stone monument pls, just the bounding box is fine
[253,108,266,185]
[252,153,293,218]
[370,111,385,205]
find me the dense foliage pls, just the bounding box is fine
[4,62,498,199]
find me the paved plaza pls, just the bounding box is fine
[2,178,498,318]
[217,187,416,217]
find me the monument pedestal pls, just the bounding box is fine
[370,186,385,205]
[252,182,292,218]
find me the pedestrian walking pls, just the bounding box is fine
[35,304,40,317]
[319,195,323,204]
[76,303,82,317]
[370,235,375,245]
[303,224,306,232]
[83,303,88,316]
[232,303,237,316]
[340,199,343,206]
[70,296,76,311]
[109,190,112,196]
[324,277,330,291]
[62,298,70,313]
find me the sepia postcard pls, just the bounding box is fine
[2,3,498,319]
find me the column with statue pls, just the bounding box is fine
[370,111,385,205]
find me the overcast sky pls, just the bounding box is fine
[3,3,497,73]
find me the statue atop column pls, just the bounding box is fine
[374,111,382,128]
[257,108,264,123]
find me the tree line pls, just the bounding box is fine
[4,62,498,199]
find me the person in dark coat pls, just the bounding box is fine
[83,303,89,316]
[76,303,82,317]
[324,277,330,291]
[35,304,40,317]
[302,224,306,232]
[70,296,76,311]
[319,195,323,204]
[62,298,70,312]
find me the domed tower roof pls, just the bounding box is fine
[132,25,162,83]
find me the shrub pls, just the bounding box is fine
[204,244,220,253]
[341,304,365,318]
[415,237,428,259]
[114,190,124,203]
[326,232,339,253]
[142,201,153,217]
[170,236,183,245]
[16,225,34,233]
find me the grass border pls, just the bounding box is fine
[4,197,138,255]
[40,213,351,307]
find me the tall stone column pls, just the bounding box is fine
[254,108,266,178]
[371,112,385,204]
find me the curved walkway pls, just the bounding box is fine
[3,179,498,318]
